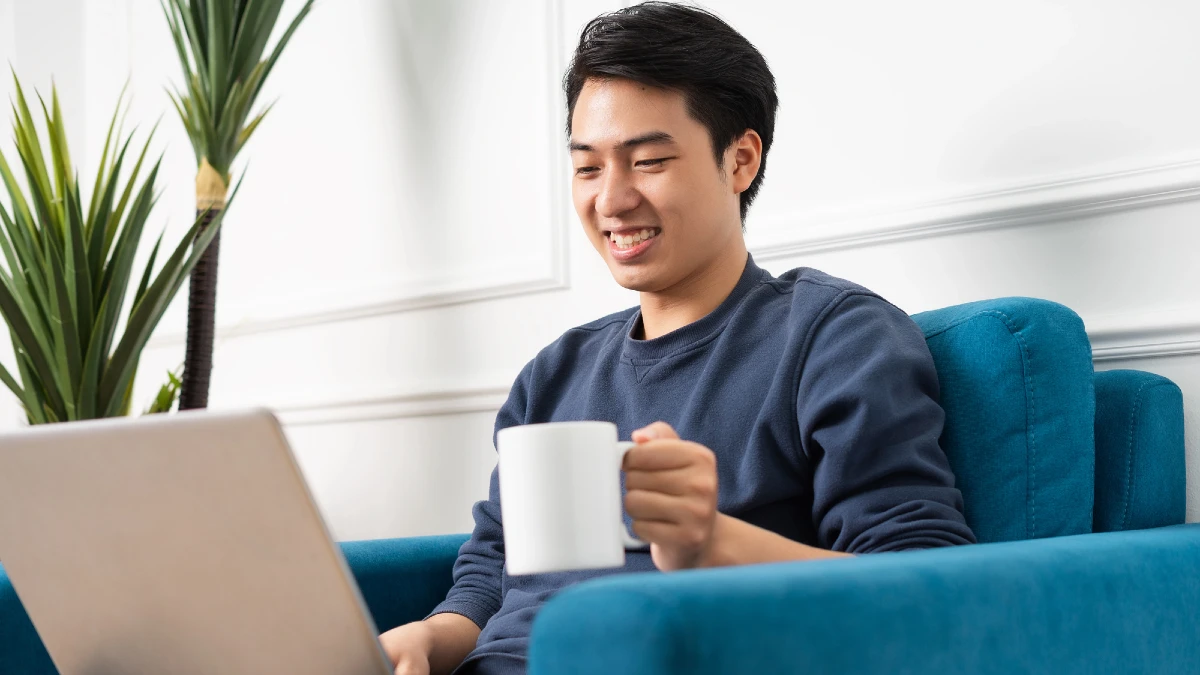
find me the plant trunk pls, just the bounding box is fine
[179,210,220,410]
[180,160,227,410]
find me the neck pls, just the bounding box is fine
[637,240,749,340]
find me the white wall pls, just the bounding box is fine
[3,0,1199,539]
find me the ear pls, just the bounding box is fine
[727,129,763,196]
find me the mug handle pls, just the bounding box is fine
[617,441,651,550]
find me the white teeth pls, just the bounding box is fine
[609,228,659,249]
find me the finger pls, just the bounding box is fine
[623,440,714,471]
[629,518,707,549]
[624,466,711,496]
[625,489,708,523]
[623,442,692,471]
[632,421,679,442]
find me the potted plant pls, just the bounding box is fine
[161,0,315,410]
[0,75,232,424]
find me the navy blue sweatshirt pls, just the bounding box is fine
[428,254,976,674]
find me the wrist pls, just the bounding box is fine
[697,514,852,567]
[397,619,435,658]
[422,611,482,674]
[698,513,736,568]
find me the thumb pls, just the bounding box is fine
[632,421,679,442]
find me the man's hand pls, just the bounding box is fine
[379,613,479,675]
[380,621,433,675]
[623,421,721,571]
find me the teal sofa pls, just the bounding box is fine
[2,297,1196,673]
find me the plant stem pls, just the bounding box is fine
[179,208,220,410]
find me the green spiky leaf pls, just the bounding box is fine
[162,0,314,178]
[0,76,221,422]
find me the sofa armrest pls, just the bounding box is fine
[340,533,468,632]
[529,525,1200,675]
[1093,369,1186,531]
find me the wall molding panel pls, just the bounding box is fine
[21,304,1200,431]
[148,0,573,347]
[273,385,511,427]
[263,307,1200,427]
[150,269,570,346]
[148,153,1200,347]
[1088,308,1200,362]
[749,157,1200,262]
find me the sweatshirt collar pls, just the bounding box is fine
[621,253,765,362]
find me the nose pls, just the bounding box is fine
[595,166,640,219]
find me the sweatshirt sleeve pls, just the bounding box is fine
[424,361,532,628]
[797,292,977,553]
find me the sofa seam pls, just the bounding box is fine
[1119,379,1160,531]
[926,309,1039,538]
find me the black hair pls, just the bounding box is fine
[564,2,779,222]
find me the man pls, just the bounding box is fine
[380,3,976,673]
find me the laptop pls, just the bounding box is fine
[0,407,394,675]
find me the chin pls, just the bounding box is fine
[607,263,660,293]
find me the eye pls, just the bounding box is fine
[574,166,599,176]
[635,157,673,168]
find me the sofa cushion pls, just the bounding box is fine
[1093,369,1186,532]
[911,298,1095,543]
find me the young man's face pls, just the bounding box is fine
[569,78,748,293]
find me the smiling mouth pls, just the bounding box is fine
[604,228,661,250]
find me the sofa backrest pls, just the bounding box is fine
[911,298,1096,543]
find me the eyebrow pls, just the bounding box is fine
[568,131,677,152]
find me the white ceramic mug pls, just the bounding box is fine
[497,421,648,576]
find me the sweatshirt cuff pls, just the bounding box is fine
[425,597,498,630]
